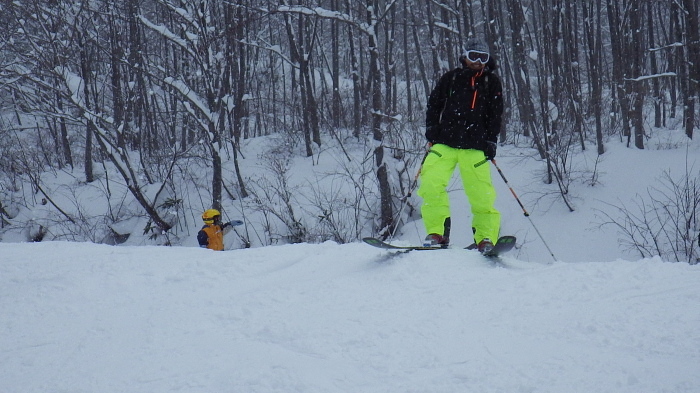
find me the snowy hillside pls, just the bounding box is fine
[1,241,698,393]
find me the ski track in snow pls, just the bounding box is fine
[1,241,699,393]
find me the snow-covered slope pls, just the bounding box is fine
[2,241,698,393]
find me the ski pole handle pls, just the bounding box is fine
[473,158,489,168]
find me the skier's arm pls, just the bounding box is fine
[197,230,209,248]
[485,74,504,143]
[425,70,455,142]
[221,220,243,230]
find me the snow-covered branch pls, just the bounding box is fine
[648,42,684,52]
[272,5,372,35]
[162,77,214,123]
[240,40,297,69]
[625,72,677,82]
[139,15,197,59]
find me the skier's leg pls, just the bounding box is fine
[417,144,457,237]
[458,149,500,243]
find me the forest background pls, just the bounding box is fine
[0,0,698,261]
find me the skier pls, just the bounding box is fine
[418,39,504,253]
[197,209,243,251]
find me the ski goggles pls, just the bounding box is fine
[465,50,490,64]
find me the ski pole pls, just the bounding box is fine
[389,146,431,239]
[488,159,558,262]
[489,159,529,216]
[408,147,432,195]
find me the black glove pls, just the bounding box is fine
[484,141,497,160]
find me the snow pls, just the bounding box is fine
[2,238,699,392]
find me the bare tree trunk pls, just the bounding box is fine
[507,0,545,158]
[283,12,317,156]
[347,18,362,138]
[607,0,632,140]
[331,0,342,128]
[226,2,249,198]
[647,3,662,129]
[79,34,94,183]
[366,0,392,238]
[55,91,73,168]
[681,0,699,138]
[629,2,645,149]
[108,4,126,150]
[126,0,143,149]
[402,1,413,119]
[212,148,223,211]
[584,0,605,155]
[383,6,397,115]
[563,1,585,150]
[425,0,442,80]
[410,8,431,99]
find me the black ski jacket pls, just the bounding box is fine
[425,63,503,151]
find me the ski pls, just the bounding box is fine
[361,237,444,251]
[480,235,516,257]
[362,235,516,257]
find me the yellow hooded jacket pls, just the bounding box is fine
[197,223,228,251]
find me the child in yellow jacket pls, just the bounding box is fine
[197,209,243,251]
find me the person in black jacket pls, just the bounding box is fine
[417,39,504,253]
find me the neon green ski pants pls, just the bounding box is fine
[417,144,500,244]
